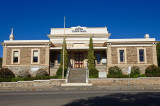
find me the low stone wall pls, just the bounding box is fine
[89,77,160,86]
[0,79,66,88]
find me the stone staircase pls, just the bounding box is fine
[68,68,86,83]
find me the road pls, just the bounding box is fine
[0,90,160,106]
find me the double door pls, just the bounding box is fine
[74,52,84,68]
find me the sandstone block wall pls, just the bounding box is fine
[108,46,154,74]
[3,47,50,76]
[0,79,66,88]
[89,77,160,86]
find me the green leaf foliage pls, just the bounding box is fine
[56,38,68,77]
[36,69,49,77]
[0,68,15,78]
[157,42,160,66]
[88,38,98,78]
[0,57,2,68]
[131,66,140,77]
[108,66,122,75]
[145,65,160,75]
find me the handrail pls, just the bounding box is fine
[86,66,89,84]
[66,66,71,83]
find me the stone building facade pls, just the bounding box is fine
[1,26,158,77]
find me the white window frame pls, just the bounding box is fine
[117,48,127,63]
[137,48,147,63]
[31,49,40,64]
[11,49,20,64]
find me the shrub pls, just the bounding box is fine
[0,57,2,68]
[89,68,98,78]
[107,74,128,78]
[108,66,122,75]
[0,68,15,78]
[157,42,160,66]
[36,69,49,77]
[17,70,31,78]
[145,65,159,75]
[131,66,140,77]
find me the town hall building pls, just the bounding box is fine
[1,26,158,78]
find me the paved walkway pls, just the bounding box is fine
[0,90,160,106]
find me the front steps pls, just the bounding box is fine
[68,68,86,83]
[61,83,92,86]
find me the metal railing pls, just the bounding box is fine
[86,66,89,84]
[66,66,71,83]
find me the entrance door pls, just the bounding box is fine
[74,52,84,68]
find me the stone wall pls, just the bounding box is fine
[111,46,153,64]
[3,47,50,76]
[0,79,66,88]
[109,46,154,74]
[89,77,160,86]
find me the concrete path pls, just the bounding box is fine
[0,90,160,106]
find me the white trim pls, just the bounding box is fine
[11,49,20,64]
[111,44,153,47]
[137,47,147,63]
[4,40,50,43]
[7,45,48,47]
[50,47,107,50]
[31,49,40,64]
[108,38,156,42]
[117,48,127,64]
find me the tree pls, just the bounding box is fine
[0,57,2,68]
[157,42,160,66]
[88,37,98,78]
[56,38,68,77]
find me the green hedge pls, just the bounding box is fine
[108,66,122,75]
[0,75,62,82]
[145,74,160,77]
[107,74,146,78]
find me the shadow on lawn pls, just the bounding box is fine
[65,92,160,106]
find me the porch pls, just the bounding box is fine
[49,49,107,76]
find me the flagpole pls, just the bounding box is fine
[62,16,65,79]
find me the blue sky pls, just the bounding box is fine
[0,0,160,57]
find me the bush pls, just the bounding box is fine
[0,68,15,78]
[17,70,31,78]
[56,65,67,77]
[0,57,2,68]
[131,66,140,77]
[145,65,160,75]
[146,74,160,77]
[36,69,49,77]
[0,75,62,82]
[108,66,122,75]
[89,68,98,78]
[107,74,129,78]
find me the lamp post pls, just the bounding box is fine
[62,16,65,79]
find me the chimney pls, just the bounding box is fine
[9,28,14,41]
[145,34,150,39]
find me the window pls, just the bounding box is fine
[139,49,144,62]
[137,48,147,63]
[58,53,61,63]
[33,50,38,63]
[119,50,124,62]
[97,53,101,64]
[12,49,20,64]
[13,51,19,63]
[31,49,40,64]
[117,48,127,63]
